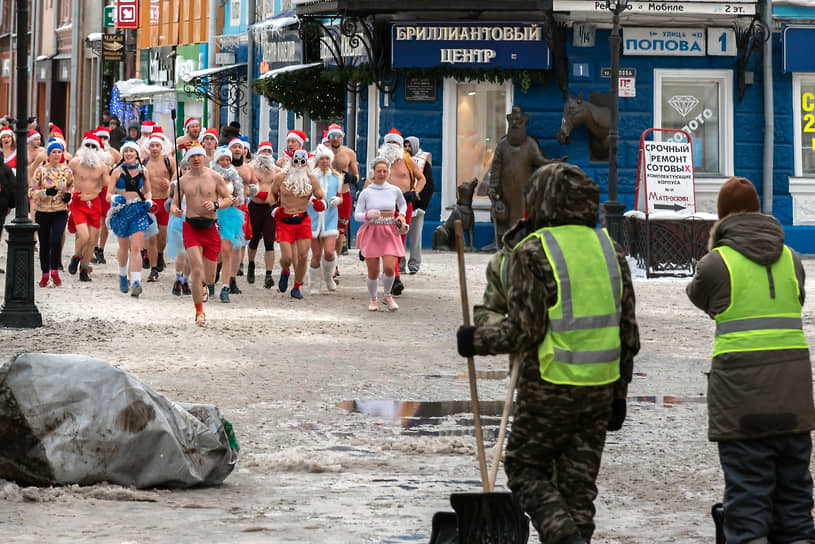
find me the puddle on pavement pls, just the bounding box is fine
[338,396,707,436]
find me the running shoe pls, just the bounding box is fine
[181,281,191,295]
[119,275,129,293]
[38,275,49,288]
[408,266,419,275]
[172,280,182,296]
[68,255,80,275]
[50,271,62,286]
[220,285,230,303]
[290,287,303,300]
[195,311,207,327]
[147,268,159,282]
[367,298,378,312]
[278,270,290,292]
[247,262,255,284]
[130,282,143,297]
[264,271,274,289]
[382,295,399,312]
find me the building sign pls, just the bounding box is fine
[707,27,737,56]
[554,0,755,15]
[784,26,815,73]
[573,23,596,47]
[391,22,550,69]
[102,34,125,62]
[802,88,815,155]
[176,44,201,95]
[104,5,116,29]
[404,78,439,103]
[150,0,160,25]
[115,0,138,29]
[601,68,637,97]
[320,31,366,67]
[262,33,302,69]
[624,28,705,56]
[636,129,697,213]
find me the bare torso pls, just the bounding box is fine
[251,165,281,204]
[69,159,108,200]
[273,174,323,214]
[235,163,253,191]
[179,168,229,219]
[144,153,174,199]
[331,145,357,195]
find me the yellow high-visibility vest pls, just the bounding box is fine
[713,245,807,357]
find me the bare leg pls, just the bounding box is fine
[294,238,311,284]
[187,246,205,304]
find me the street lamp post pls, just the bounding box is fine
[0,0,42,328]
[603,0,629,246]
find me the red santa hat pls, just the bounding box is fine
[321,130,329,145]
[81,132,102,149]
[141,120,156,133]
[286,130,307,146]
[257,141,274,153]
[326,123,344,138]
[383,128,403,146]
[184,118,200,132]
[228,137,243,149]
[49,123,63,138]
[198,127,218,143]
[27,129,41,143]
[148,128,165,146]
[95,125,110,138]
[0,126,14,141]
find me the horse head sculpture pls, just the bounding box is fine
[557,92,611,162]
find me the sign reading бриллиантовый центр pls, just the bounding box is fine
[391,22,550,69]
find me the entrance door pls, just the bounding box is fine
[50,82,68,135]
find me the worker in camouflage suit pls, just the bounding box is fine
[458,162,640,544]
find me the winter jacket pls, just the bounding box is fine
[686,212,815,441]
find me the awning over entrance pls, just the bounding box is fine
[181,63,247,84]
[257,62,323,81]
[114,79,176,103]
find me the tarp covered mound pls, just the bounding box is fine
[0,352,237,488]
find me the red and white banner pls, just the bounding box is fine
[116,0,138,29]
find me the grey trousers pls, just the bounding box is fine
[718,433,815,544]
[407,208,424,271]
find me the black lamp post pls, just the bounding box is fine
[603,0,629,246]
[0,0,42,328]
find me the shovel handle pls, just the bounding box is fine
[455,220,490,493]
[489,359,520,490]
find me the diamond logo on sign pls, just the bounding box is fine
[668,95,699,117]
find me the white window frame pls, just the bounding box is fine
[441,77,513,222]
[653,69,734,184]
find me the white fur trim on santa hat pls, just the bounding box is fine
[120,141,141,155]
[327,124,344,137]
[383,129,403,146]
[213,146,232,163]
[257,141,273,153]
[184,118,200,131]
[287,131,305,145]
[184,145,207,160]
[27,130,40,143]
[148,133,164,145]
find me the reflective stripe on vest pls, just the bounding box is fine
[532,226,622,386]
[713,245,808,357]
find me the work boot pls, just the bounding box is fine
[220,285,230,303]
[237,262,244,276]
[94,247,106,264]
[148,267,159,282]
[79,268,92,282]
[156,252,166,272]
[181,281,191,295]
[247,262,255,284]
[229,277,242,294]
[264,271,274,289]
[391,276,404,296]
[68,255,80,275]
[141,249,149,269]
[172,279,182,296]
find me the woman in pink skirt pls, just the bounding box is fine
[354,157,408,311]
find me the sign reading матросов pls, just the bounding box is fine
[391,22,550,70]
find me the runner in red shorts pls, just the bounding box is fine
[172,144,232,327]
[269,148,326,299]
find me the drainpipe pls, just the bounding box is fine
[8,0,15,112]
[29,0,39,119]
[207,0,216,128]
[68,0,80,151]
[246,0,255,145]
[762,0,773,213]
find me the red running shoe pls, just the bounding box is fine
[38,275,49,288]
[50,271,62,286]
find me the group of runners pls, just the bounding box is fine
[17,117,428,327]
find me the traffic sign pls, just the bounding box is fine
[635,128,697,214]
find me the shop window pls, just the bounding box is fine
[455,81,511,201]
[794,74,815,177]
[654,69,733,178]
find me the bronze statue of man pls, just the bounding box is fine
[488,105,565,247]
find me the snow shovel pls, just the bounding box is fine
[428,221,528,544]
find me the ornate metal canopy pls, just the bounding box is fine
[298,14,396,95]
[182,64,249,112]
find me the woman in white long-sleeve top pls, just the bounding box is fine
[354,156,408,312]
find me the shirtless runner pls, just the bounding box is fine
[247,141,280,289]
[171,144,232,327]
[269,148,326,299]
[370,128,425,296]
[276,130,307,168]
[230,137,254,283]
[67,132,110,282]
[143,128,176,280]
[91,126,120,264]
[176,118,202,153]
[327,123,357,273]
[200,128,219,163]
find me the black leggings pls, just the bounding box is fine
[35,210,68,273]
[248,201,276,251]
